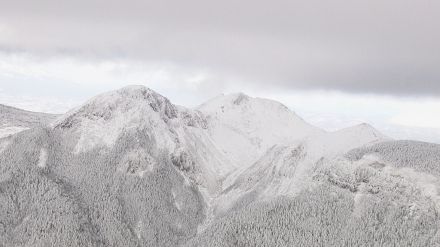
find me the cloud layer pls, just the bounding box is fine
[1,0,439,95]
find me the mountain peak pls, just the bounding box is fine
[198,92,291,113]
[197,92,323,167]
[90,84,166,105]
[52,85,181,152]
[342,122,388,138]
[52,86,212,153]
[232,93,250,105]
[55,85,178,129]
[114,85,157,98]
[355,122,374,128]
[119,84,150,90]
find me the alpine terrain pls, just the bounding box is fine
[0,104,58,138]
[1,85,439,246]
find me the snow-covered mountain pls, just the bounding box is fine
[0,104,58,138]
[1,85,439,247]
[198,93,323,168]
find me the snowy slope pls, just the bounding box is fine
[211,123,390,216]
[0,104,58,156]
[0,104,57,138]
[198,93,323,170]
[305,123,390,157]
[189,131,440,247]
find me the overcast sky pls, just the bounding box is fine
[0,0,439,143]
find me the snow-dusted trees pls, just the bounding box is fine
[188,142,440,247]
[2,121,440,246]
[0,126,206,247]
[347,140,440,176]
[189,183,439,247]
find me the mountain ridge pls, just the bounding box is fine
[1,85,439,247]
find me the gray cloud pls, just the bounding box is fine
[1,0,439,96]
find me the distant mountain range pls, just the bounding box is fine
[1,85,439,246]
